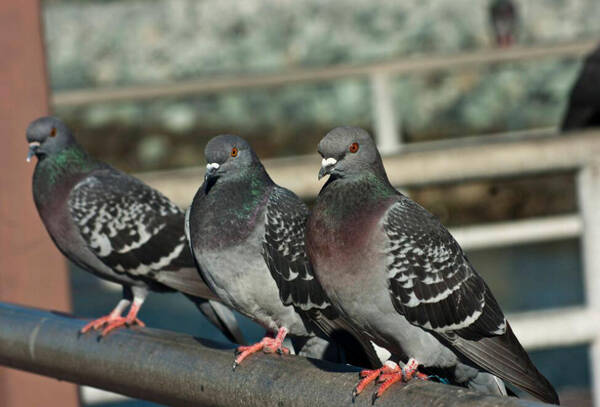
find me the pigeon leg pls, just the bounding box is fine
[80,298,131,334]
[263,326,289,354]
[372,358,428,402]
[100,296,146,337]
[233,327,290,370]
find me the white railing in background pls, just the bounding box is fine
[51,40,596,153]
[53,40,600,405]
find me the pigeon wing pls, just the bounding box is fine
[383,198,558,404]
[69,169,189,280]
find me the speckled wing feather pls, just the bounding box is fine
[69,168,190,280]
[383,198,505,338]
[262,187,336,321]
[263,187,381,368]
[383,197,558,404]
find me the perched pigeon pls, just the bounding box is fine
[489,0,518,47]
[306,127,559,404]
[561,44,600,132]
[187,135,379,369]
[26,116,244,344]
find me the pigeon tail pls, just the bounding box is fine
[450,323,559,405]
[193,299,246,345]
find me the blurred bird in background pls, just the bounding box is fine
[561,44,600,132]
[489,0,519,47]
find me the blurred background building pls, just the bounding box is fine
[3,0,600,406]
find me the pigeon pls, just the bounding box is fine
[26,116,245,344]
[186,134,380,369]
[489,0,518,47]
[305,126,559,404]
[561,44,600,132]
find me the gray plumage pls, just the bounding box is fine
[306,126,559,404]
[26,116,244,344]
[187,134,379,368]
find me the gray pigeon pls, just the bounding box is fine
[306,126,559,404]
[26,116,244,344]
[561,45,600,131]
[187,135,380,369]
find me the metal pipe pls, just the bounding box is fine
[0,302,546,406]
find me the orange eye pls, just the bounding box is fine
[50,127,57,137]
[349,142,359,153]
[231,147,238,157]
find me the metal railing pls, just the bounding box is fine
[51,41,595,107]
[137,129,600,204]
[51,40,597,153]
[0,302,547,407]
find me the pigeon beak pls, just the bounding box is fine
[26,142,40,163]
[204,162,220,181]
[204,163,221,193]
[318,157,337,180]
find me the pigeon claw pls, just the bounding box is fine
[352,366,387,401]
[373,367,404,401]
[233,341,266,367]
[355,358,426,403]
[80,314,145,337]
[80,301,145,337]
[353,367,389,400]
[100,316,145,337]
[232,327,289,370]
[80,315,113,334]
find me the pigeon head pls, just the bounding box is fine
[317,126,384,180]
[204,134,260,184]
[26,116,76,162]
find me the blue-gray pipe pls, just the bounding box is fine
[0,302,548,407]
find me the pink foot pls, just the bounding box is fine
[100,316,145,336]
[232,327,289,370]
[80,302,145,336]
[353,358,428,402]
[81,315,116,334]
[100,302,145,336]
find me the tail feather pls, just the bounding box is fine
[155,267,218,301]
[307,312,382,369]
[450,323,559,404]
[192,298,246,345]
[467,372,507,397]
